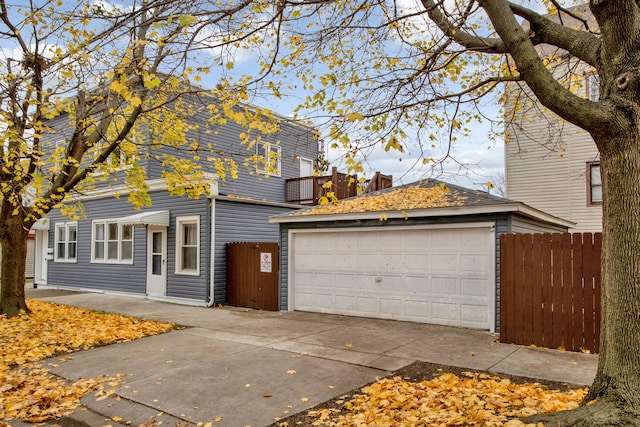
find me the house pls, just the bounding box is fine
[33,93,322,306]
[270,180,573,332]
[504,5,602,232]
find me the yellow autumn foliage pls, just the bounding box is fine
[304,183,466,216]
[0,299,176,422]
[305,372,587,426]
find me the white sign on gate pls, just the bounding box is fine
[260,252,272,273]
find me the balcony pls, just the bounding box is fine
[285,167,392,206]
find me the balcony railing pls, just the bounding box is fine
[285,167,392,206]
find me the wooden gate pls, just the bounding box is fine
[226,242,279,311]
[500,233,601,353]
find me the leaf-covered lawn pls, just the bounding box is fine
[0,299,176,422]
[286,372,588,426]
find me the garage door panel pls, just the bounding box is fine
[291,227,494,330]
[334,254,357,270]
[461,230,490,249]
[356,274,377,289]
[380,298,405,315]
[405,276,431,294]
[375,275,405,292]
[295,253,319,269]
[404,254,429,271]
[431,254,459,272]
[333,274,356,289]
[379,253,405,270]
[405,300,430,318]
[355,233,379,251]
[461,278,491,298]
[404,233,429,251]
[430,230,460,250]
[461,255,489,273]
[335,295,356,310]
[295,271,335,287]
[431,277,458,296]
[356,254,379,269]
[431,302,459,322]
[461,305,489,325]
[356,297,379,314]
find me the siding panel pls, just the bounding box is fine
[213,200,300,304]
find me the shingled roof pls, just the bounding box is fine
[270,179,574,228]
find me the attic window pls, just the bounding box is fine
[587,162,602,206]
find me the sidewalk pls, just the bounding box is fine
[15,289,597,426]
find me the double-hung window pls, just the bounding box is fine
[587,162,602,205]
[176,216,199,275]
[55,222,77,262]
[256,142,281,176]
[92,220,133,263]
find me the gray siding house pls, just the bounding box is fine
[34,94,320,306]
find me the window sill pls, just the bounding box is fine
[175,270,200,276]
[91,260,135,265]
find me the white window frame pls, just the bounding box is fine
[93,142,137,176]
[256,141,282,177]
[91,219,134,264]
[54,222,77,263]
[175,215,200,276]
[587,162,602,206]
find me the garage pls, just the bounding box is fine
[291,225,494,330]
[271,180,574,332]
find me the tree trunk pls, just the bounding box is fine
[0,212,30,317]
[527,132,640,425]
[585,135,640,408]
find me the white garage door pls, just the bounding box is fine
[290,226,495,330]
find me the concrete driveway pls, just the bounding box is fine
[19,290,597,427]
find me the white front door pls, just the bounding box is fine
[34,230,48,285]
[147,227,167,296]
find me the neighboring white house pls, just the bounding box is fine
[504,5,602,233]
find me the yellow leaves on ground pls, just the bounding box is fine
[0,299,176,422]
[306,183,465,216]
[305,372,587,426]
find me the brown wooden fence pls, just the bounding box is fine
[500,232,602,353]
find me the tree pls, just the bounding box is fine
[3,0,639,422]
[0,0,289,317]
[222,0,634,424]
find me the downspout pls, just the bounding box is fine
[206,174,219,307]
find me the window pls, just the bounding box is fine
[587,162,602,205]
[176,216,199,275]
[92,220,133,263]
[94,142,136,173]
[586,73,600,101]
[55,222,77,262]
[256,142,281,176]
